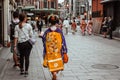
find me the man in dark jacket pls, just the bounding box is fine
[37,17,43,34]
[108,16,115,39]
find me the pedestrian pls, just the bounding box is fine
[9,11,20,69]
[37,16,43,34]
[63,18,69,34]
[31,17,36,31]
[101,17,108,38]
[80,18,87,35]
[42,15,68,80]
[87,18,93,35]
[58,18,63,31]
[107,16,115,39]
[71,20,77,34]
[14,13,33,76]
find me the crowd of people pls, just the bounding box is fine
[9,11,115,80]
[9,12,69,80]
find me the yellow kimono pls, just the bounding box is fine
[42,28,67,72]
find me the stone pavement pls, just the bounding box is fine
[0,27,120,80]
[0,47,11,77]
[0,38,52,80]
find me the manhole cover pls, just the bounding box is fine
[91,64,119,70]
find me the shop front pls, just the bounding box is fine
[101,0,120,37]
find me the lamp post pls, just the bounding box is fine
[65,4,69,18]
[85,0,89,22]
[66,4,69,15]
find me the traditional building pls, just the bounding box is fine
[92,0,120,37]
[92,0,103,34]
[65,0,91,20]
[0,0,17,47]
[17,0,59,18]
[101,0,120,37]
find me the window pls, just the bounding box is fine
[51,1,54,8]
[92,11,102,17]
[44,0,47,8]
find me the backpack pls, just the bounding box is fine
[10,21,19,40]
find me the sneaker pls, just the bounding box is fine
[20,71,24,75]
[24,71,28,77]
[20,69,24,75]
[15,66,20,70]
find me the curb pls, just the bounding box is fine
[93,33,120,41]
[0,47,12,80]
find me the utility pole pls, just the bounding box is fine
[85,0,89,22]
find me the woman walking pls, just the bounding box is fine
[87,18,93,35]
[71,20,77,34]
[42,15,68,80]
[80,18,87,35]
[14,13,33,76]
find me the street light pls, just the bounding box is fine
[66,4,69,13]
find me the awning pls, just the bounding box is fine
[100,0,119,4]
[27,13,34,16]
[30,8,60,13]
[22,6,35,10]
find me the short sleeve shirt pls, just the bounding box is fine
[15,23,33,43]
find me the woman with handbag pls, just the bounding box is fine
[14,13,33,76]
[42,14,68,80]
[101,17,108,38]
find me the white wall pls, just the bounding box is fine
[4,0,10,46]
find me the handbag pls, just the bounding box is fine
[103,25,107,28]
[7,42,11,47]
[28,37,36,45]
[63,53,68,63]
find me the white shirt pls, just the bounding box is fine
[63,20,70,28]
[15,23,33,43]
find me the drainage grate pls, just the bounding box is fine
[91,64,119,70]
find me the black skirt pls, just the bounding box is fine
[102,27,108,32]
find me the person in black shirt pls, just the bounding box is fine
[37,17,43,34]
[108,16,114,39]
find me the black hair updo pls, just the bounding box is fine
[48,15,59,25]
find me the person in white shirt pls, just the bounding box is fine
[63,18,70,34]
[14,13,33,76]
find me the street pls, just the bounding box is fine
[0,27,120,80]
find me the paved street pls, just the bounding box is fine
[0,27,120,80]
